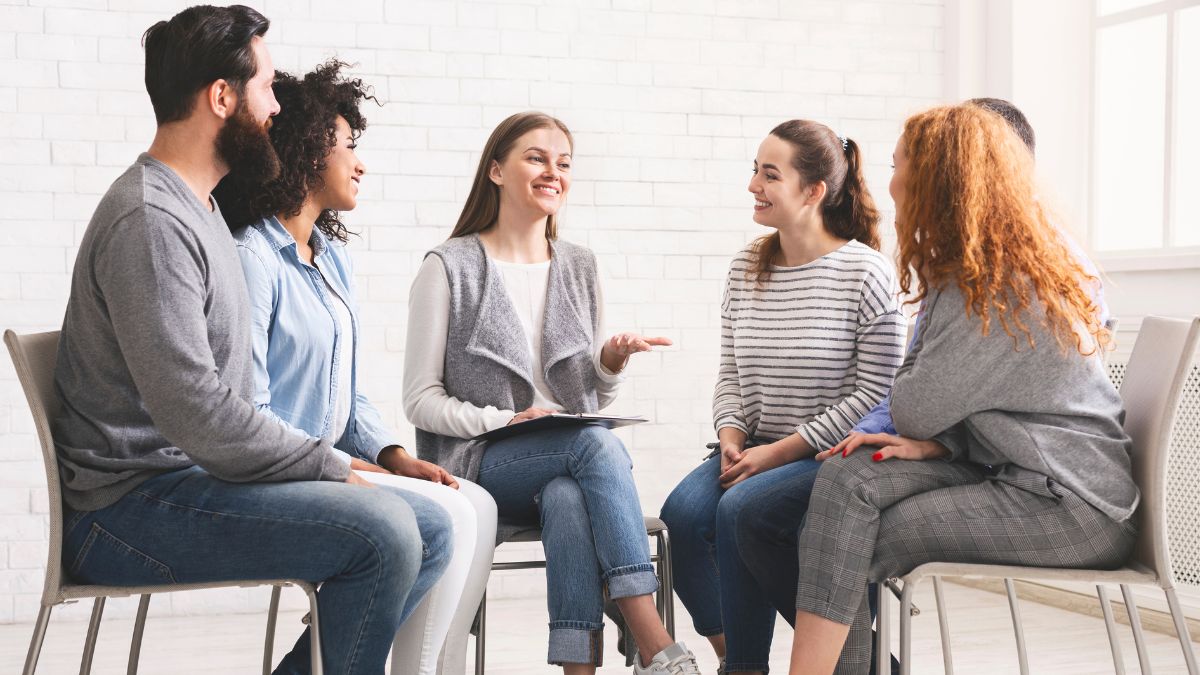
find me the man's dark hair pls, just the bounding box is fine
[142,5,270,125]
[967,97,1036,156]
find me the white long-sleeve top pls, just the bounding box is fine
[403,254,623,439]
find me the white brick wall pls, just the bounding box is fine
[0,0,943,623]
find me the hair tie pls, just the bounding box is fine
[837,135,849,151]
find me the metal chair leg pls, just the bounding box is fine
[899,582,914,675]
[1164,586,1200,675]
[1120,584,1152,675]
[932,577,954,675]
[305,587,324,675]
[654,531,666,624]
[1004,579,1029,675]
[264,586,282,675]
[79,597,106,675]
[876,582,891,675]
[659,528,675,637]
[474,592,487,675]
[21,605,53,675]
[127,594,151,675]
[1097,585,1126,674]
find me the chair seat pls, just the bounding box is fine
[901,560,1159,588]
[54,578,316,604]
[499,516,667,544]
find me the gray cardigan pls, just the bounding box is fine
[414,234,603,481]
[891,283,1139,522]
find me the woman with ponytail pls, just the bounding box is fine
[660,120,905,675]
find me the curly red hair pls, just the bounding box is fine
[895,105,1107,354]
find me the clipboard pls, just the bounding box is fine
[472,413,649,443]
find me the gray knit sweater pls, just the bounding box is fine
[890,283,1139,522]
[53,154,349,511]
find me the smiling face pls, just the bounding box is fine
[312,115,365,212]
[747,134,817,229]
[489,126,573,220]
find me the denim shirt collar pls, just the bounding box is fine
[260,214,330,261]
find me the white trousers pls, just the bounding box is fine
[350,470,496,675]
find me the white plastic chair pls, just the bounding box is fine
[875,316,1200,675]
[6,329,324,675]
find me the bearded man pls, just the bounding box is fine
[50,6,446,674]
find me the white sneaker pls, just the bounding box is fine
[633,641,702,675]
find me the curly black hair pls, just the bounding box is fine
[215,59,376,242]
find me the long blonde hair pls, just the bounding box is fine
[895,105,1107,354]
[449,111,574,240]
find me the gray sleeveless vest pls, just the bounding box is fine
[414,233,602,481]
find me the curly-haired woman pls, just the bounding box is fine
[784,104,1137,675]
[214,61,496,675]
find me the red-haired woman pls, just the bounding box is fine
[786,104,1136,675]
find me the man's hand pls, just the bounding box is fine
[345,471,375,488]
[378,446,459,488]
[818,432,949,463]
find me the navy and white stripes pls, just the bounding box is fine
[712,240,906,452]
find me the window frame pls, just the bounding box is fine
[1090,0,1200,268]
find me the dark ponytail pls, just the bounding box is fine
[748,120,881,284]
[823,137,881,250]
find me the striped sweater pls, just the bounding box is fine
[713,240,906,451]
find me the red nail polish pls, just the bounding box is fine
[872,452,884,462]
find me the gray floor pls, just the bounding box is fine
[3,581,1199,674]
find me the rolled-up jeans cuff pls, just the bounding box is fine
[548,622,604,665]
[604,563,658,599]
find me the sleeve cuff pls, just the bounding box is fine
[795,424,832,454]
[482,406,516,432]
[593,349,626,384]
[320,449,353,482]
[715,419,748,435]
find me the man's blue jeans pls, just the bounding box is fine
[477,425,659,666]
[62,465,452,675]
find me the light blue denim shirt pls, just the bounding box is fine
[234,216,398,463]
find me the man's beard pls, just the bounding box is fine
[215,103,281,184]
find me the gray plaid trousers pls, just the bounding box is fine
[795,451,1136,674]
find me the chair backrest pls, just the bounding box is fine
[4,330,66,602]
[1119,317,1200,580]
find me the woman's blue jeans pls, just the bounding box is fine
[663,453,897,675]
[661,453,822,673]
[477,425,659,666]
[62,465,453,675]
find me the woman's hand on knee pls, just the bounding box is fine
[821,432,949,463]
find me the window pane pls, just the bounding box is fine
[1174,7,1200,247]
[1097,0,1160,16]
[1094,15,1166,251]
